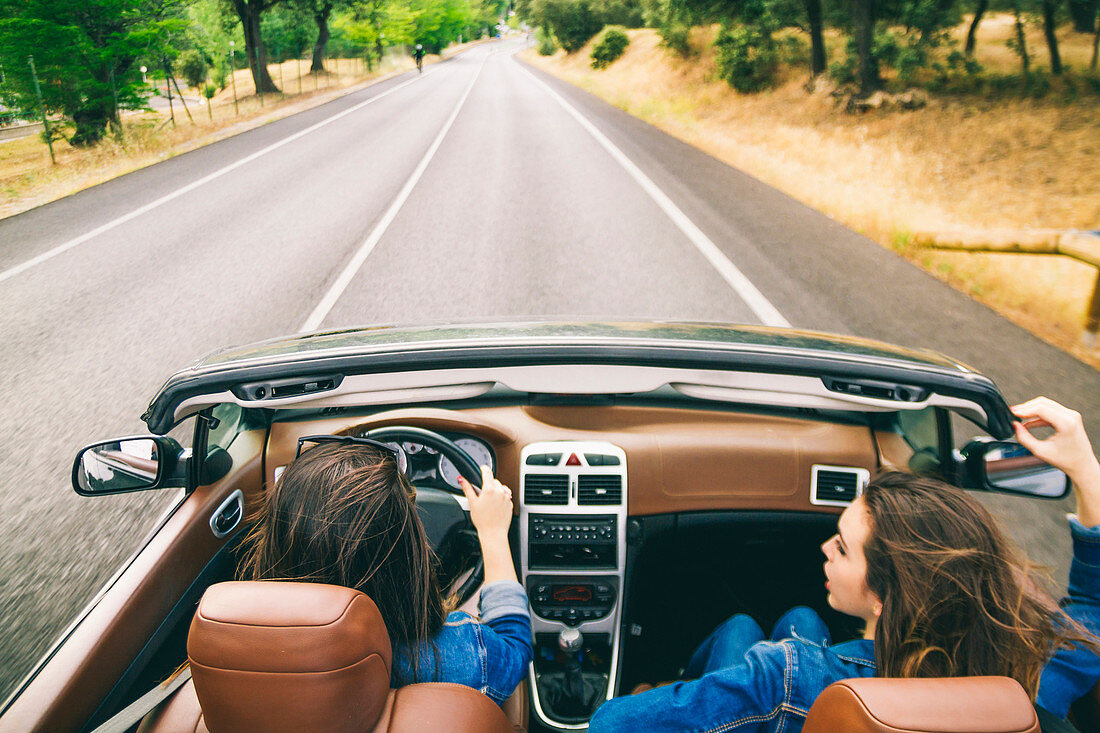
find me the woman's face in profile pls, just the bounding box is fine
[821,497,881,625]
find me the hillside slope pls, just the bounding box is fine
[523,25,1100,365]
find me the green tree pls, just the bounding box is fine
[178,48,208,88]
[0,0,186,146]
[286,0,356,71]
[229,0,283,93]
[186,0,244,88]
[261,3,315,61]
[526,0,604,51]
[1067,0,1098,32]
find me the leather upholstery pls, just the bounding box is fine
[168,581,516,733]
[372,684,513,733]
[803,677,1040,733]
[188,581,392,733]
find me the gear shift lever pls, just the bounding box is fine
[554,627,595,716]
[559,627,583,655]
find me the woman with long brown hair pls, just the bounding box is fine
[237,436,532,705]
[589,397,1100,731]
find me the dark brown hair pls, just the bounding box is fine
[862,471,1097,697]
[237,441,446,683]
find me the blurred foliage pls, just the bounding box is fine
[591,24,630,66]
[714,24,778,90]
[519,0,644,52]
[0,0,189,145]
[177,48,209,86]
[536,24,559,53]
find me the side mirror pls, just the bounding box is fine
[961,439,1070,499]
[72,436,186,496]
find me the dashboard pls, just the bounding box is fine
[263,403,887,731]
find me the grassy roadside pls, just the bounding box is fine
[0,43,483,221]
[522,20,1100,367]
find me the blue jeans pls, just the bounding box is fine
[685,606,833,678]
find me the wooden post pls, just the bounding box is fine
[230,49,239,115]
[170,74,193,123]
[162,56,175,126]
[26,56,55,165]
[1086,270,1100,349]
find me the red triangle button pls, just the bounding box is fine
[566,452,581,466]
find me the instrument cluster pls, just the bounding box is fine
[402,435,495,490]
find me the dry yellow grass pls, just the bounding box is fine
[524,19,1100,366]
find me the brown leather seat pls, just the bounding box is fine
[139,581,515,733]
[803,677,1041,733]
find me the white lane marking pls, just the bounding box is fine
[511,59,790,328]
[0,72,434,286]
[299,57,487,333]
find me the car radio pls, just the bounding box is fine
[528,515,617,569]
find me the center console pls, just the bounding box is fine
[519,441,628,730]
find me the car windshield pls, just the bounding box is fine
[0,4,1097,722]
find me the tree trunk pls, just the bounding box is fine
[1013,5,1030,72]
[1042,0,1063,74]
[1068,0,1099,33]
[965,0,988,56]
[232,0,280,94]
[805,0,827,76]
[311,8,332,72]
[1092,14,1099,69]
[69,103,111,146]
[851,0,881,95]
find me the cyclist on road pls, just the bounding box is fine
[413,43,425,73]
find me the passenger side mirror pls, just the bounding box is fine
[961,439,1070,499]
[72,436,186,496]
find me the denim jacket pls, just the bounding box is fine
[589,517,1100,732]
[391,579,533,705]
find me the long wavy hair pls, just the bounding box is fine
[237,440,447,684]
[862,471,1098,697]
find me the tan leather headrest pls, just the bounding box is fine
[804,677,1040,733]
[188,581,392,733]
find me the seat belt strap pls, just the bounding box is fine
[89,665,192,733]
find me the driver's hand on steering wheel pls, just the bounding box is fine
[459,466,514,542]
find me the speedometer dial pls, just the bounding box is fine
[438,438,494,489]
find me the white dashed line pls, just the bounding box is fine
[299,55,487,333]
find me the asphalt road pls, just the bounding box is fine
[0,38,1097,702]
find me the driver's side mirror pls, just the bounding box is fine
[960,439,1070,499]
[72,436,187,496]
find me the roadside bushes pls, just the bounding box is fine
[523,0,644,53]
[536,25,558,55]
[591,26,630,68]
[659,21,692,57]
[713,25,778,92]
[535,0,605,52]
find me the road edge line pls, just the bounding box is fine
[0,72,430,287]
[511,57,790,328]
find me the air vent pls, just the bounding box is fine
[524,474,569,505]
[811,466,870,507]
[578,475,622,505]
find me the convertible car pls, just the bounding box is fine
[0,320,1090,733]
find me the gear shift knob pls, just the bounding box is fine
[558,626,583,654]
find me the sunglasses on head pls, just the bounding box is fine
[295,435,408,475]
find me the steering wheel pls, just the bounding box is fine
[364,426,486,603]
[365,425,483,494]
